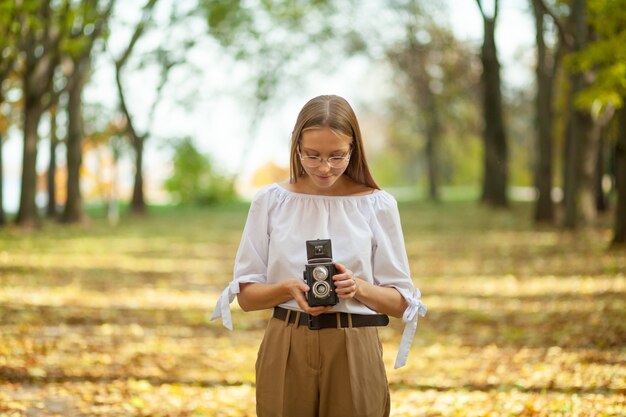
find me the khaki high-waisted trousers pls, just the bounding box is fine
[255,312,391,417]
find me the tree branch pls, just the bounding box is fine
[475,0,485,19]
[113,0,159,144]
[114,65,141,144]
[114,0,159,69]
[537,0,573,49]
[146,56,176,132]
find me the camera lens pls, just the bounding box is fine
[312,266,329,282]
[312,281,331,298]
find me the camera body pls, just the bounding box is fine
[303,239,339,307]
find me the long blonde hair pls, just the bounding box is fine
[289,95,379,189]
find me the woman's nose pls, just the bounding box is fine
[318,161,331,173]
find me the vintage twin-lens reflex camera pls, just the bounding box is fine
[303,239,339,307]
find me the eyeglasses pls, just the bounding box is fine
[298,148,351,169]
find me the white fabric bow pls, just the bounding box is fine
[210,281,241,330]
[394,288,427,369]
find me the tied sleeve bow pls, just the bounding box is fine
[394,288,427,369]
[210,281,241,331]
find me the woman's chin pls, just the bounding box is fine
[312,175,337,187]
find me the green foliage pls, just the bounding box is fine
[199,0,336,106]
[370,150,416,188]
[59,0,114,59]
[569,0,626,111]
[164,137,237,206]
[202,0,253,47]
[441,132,483,186]
[0,1,23,80]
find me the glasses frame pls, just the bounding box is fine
[297,146,352,169]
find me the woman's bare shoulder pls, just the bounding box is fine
[278,180,298,192]
[348,187,376,196]
[344,178,377,196]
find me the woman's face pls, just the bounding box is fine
[299,127,352,192]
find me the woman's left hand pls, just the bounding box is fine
[333,263,359,300]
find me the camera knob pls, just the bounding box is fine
[312,266,329,281]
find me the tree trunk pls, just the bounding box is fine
[116,62,148,215]
[107,146,120,225]
[17,103,43,227]
[611,105,626,246]
[594,122,607,212]
[57,0,115,222]
[131,137,146,214]
[580,114,602,223]
[562,114,577,227]
[62,59,87,223]
[16,2,60,227]
[563,0,593,229]
[425,120,439,201]
[479,10,508,207]
[0,1,19,226]
[114,0,159,216]
[47,106,58,218]
[413,50,441,202]
[0,131,5,226]
[563,105,595,229]
[532,0,555,223]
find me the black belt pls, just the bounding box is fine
[273,306,389,330]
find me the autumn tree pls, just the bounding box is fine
[542,0,597,229]
[475,0,508,207]
[0,1,23,226]
[569,0,626,245]
[0,110,5,226]
[388,9,444,201]
[387,2,481,200]
[540,0,598,228]
[531,0,561,223]
[614,108,626,245]
[110,0,348,216]
[15,0,66,227]
[565,0,596,228]
[113,0,204,214]
[199,0,338,176]
[61,0,115,223]
[111,0,159,215]
[44,103,59,217]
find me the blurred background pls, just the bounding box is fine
[1,0,625,416]
[0,0,622,238]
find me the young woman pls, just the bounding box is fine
[211,95,426,417]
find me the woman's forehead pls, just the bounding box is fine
[301,128,352,149]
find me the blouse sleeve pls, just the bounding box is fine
[210,188,270,330]
[371,193,427,369]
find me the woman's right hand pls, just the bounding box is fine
[284,279,333,316]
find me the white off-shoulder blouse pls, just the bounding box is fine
[211,183,426,368]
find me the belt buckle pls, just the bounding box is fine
[308,314,321,330]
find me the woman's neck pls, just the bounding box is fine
[285,176,373,196]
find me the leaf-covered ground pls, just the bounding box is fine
[0,201,624,416]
